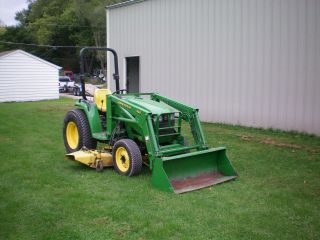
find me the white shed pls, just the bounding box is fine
[0,49,61,102]
[107,0,320,135]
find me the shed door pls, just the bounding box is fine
[126,57,140,93]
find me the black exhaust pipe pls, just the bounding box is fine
[79,47,120,100]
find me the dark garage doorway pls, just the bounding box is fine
[126,57,140,93]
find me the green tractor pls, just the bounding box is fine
[63,47,237,193]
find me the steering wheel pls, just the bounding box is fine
[113,89,128,94]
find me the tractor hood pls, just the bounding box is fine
[124,97,177,115]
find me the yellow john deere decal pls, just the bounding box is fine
[118,101,132,109]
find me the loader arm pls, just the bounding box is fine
[151,93,207,150]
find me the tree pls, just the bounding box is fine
[0,0,126,73]
[73,0,123,75]
[0,19,6,36]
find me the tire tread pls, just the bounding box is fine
[63,109,97,153]
[112,139,142,176]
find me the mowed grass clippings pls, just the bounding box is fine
[0,98,319,240]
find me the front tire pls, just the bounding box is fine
[63,109,97,153]
[112,139,142,176]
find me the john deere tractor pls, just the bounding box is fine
[63,47,237,193]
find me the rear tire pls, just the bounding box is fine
[112,139,142,176]
[63,109,97,153]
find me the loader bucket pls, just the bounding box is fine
[151,147,237,193]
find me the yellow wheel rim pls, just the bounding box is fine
[115,147,130,173]
[66,121,79,149]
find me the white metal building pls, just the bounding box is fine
[0,49,61,102]
[106,0,320,135]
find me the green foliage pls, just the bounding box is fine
[0,0,125,72]
[0,99,319,239]
[0,26,6,38]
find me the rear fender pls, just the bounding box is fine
[75,100,103,135]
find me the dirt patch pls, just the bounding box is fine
[59,93,80,100]
[0,135,11,142]
[240,135,320,153]
[59,93,94,101]
[92,216,111,225]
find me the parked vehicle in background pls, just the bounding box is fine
[59,76,75,93]
[64,70,74,81]
[93,69,106,82]
[73,73,81,83]
[73,84,82,96]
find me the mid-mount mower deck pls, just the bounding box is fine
[63,47,237,193]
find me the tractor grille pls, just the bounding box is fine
[159,119,175,135]
[154,113,181,138]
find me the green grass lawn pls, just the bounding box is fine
[0,98,319,240]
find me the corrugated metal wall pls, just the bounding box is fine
[0,51,59,102]
[107,0,320,135]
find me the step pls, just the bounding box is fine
[92,132,108,141]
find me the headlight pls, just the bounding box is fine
[152,114,173,123]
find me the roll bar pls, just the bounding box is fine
[79,47,120,100]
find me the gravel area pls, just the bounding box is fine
[59,83,98,100]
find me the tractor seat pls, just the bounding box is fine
[94,89,112,112]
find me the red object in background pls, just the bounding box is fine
[64,71,74,81]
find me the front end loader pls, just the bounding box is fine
[63,47,237,193]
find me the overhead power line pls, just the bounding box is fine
[0,40,95,49]
[25,22,105,29]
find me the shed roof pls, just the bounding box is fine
[0,49,61,70]
[0,50,15,58]
[106,0,146,9]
